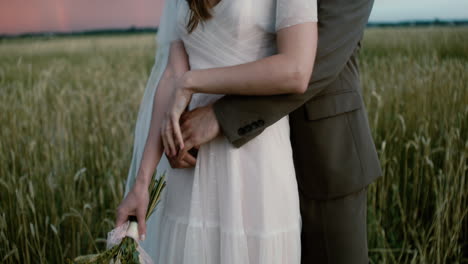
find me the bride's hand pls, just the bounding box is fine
[115,180,149,241]
[161,73,193,157]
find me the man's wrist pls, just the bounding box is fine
[207,104,222,136]
[212,98,242,144]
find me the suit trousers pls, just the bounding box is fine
[299,187,368,264]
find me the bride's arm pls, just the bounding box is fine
[180,22,317,96]
[134,40,189,186]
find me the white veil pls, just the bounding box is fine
[122,0,179,260]
[123,0,180,196]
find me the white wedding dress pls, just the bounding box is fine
[131,0,318,263]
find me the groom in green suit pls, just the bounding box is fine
[168,0,382,262]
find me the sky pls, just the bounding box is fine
[0,0,467,35]
[369,0,468,22]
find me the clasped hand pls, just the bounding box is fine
[161,73,221,168]
[161,75,193,158]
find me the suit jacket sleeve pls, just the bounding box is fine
[212,0,375,148]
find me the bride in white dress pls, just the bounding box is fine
[115,0,317,263]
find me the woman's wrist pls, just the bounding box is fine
[181,71,196,93]
[134,171,151,189]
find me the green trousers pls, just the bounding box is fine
[299,187,368,264]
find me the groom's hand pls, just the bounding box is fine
[166,104,221,168]
[166,151,197,168]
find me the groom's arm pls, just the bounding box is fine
[213,0,374,147]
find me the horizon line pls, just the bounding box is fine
[2,18,468,38]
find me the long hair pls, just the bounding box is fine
[185,0,217,33]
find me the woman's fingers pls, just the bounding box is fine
[162,113,185,157]
[161,121,170,156]
[171,114,184,150]
[164,117,177,156]
[115,206,129,228]
[136,207,147,241]
[115,187,149,241]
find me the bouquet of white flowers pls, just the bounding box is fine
[71,173,166,264]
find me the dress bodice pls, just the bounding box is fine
[175,0,279,70]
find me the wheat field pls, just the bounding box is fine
[0,27,467,263]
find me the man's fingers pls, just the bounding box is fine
[182,129,192,141]
[180,111,190,123]
[177,140,194,161]
[166,153,177,168]
[167,151,195,168]
[181,118,192,135]
[174,158,192,168]
[183,153,197,166]
[181,120,190,132]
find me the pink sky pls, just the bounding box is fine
[1,0,467,35]
[0,0,164,35]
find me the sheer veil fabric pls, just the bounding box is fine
[121,0,177,259]
[121,0,318,263]
[123,0,178,198]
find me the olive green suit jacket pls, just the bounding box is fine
[213,0,382,200]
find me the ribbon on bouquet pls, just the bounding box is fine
[106,220,154,264]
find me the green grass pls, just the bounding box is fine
[1,28,467,263]
[361,27,468,263]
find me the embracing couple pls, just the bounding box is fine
[115,0,382,263]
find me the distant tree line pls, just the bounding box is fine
[367,19,468,28]
[1,19,468,39]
